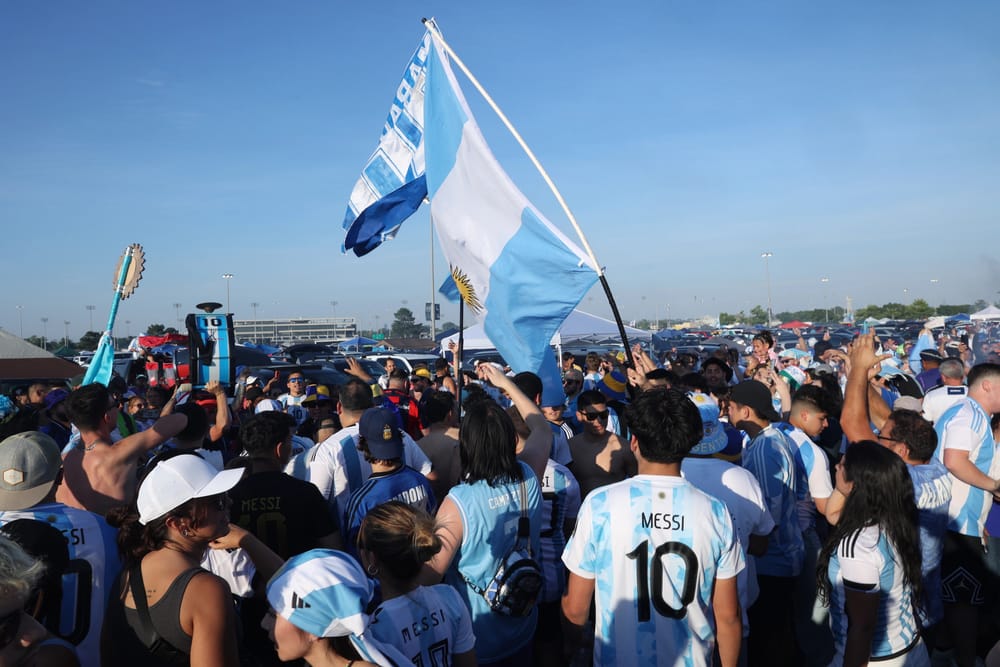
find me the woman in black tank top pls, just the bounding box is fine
[102,451,248,667]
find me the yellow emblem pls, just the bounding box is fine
[382,424,393,441]
[451,265,483,314]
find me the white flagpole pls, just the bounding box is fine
[421,18,602,277]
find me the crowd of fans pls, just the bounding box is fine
[0,320,999,666]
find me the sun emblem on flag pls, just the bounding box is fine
[451,266,482,314]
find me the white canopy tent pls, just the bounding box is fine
[971,305,1000,321]
[441,309,651,351]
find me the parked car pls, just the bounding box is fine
[364,353,440,375]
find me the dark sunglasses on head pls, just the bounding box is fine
[0,607,23,650]
[582,409,609,421]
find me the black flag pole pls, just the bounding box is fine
[456,293,465,438]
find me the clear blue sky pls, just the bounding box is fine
[2,1,998,339]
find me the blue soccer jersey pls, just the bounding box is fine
[0,503,121,667]
[538,459,581,603]
[368,584,476,666]
[775,422,833,532]
[344,465,436,554]
[741,425,804,576]
[308,423,433,527]
[934,397,998,537]
[907,460,951,627]
[562,475,744,667]
[827,525,920,660]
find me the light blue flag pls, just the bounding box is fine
[423,35,600,405]
[83,246,139,387]
[342,32,431,256]
[438,273,461,303]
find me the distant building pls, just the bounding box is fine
[233,317,358,345]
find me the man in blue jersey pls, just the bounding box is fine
[308,379,434,527]
[344,407,436,554]
[933,363,1000,667]
[775,384,835,666]
[562,386,743,667]
[729,379,803,667]
[0,431,121,667]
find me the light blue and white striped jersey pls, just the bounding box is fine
[827,525,920,660]
[907,460,951,627]
[307,423,433,527]
[741,425,804,576]
[284,437,319,481]
[562,475,744,667]
[368,584,475,666]
[443,461,541,663]
[538,458,581,603]
[775,422,834,532]
[0,503,121,667]
[277,392,306,408]
[934,397,998,536]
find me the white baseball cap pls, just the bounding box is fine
[137,454,244,525]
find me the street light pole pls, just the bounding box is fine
[222,274,234,313]
[86,305,95,332]
[820,277,830,322]
[251,302,259,342]
[16,305,23,338]
[761,252,774,325]
[173,302,182,324]
[41,317,48,350]
[64,321,70,348]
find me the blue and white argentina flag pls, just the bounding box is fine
[423,34,600,382]
[342,32,431,257]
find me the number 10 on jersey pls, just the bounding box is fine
[626,540,698,622]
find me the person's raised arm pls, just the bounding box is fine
[116,412,188,463]
[204,380,231,442]
[344,357,374,384]
[481,364,550,481]
[842,332,888,443]
[160,382,190,417]
[767,366,792,414]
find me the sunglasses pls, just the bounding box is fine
[288,378,305,383]
[582,409,609,421]
[0,607,23,650]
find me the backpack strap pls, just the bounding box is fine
[516,479,532,555]
[460,478,530,593]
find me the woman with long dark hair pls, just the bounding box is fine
[422,363,550,666]
[817,441,928,666]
